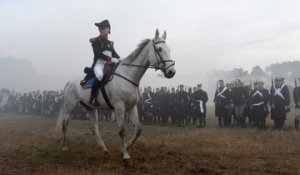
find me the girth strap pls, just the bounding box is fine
[100,85,114,110]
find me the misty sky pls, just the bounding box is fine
[1,0,300,77]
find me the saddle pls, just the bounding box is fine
[80,63,119,89]
[79,63,120,109]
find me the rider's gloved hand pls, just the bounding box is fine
[111,57,120,64]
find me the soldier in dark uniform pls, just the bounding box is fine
[176,85,189,127]
[193,84,208,127]
[259,81,269,128]
[244,84,253,126]
[86,19,120,105]
[249,81,269,129]
[159,87,170,126]
[226,82,235,125]
[186,87,193,125]
[169,87,178,125]
[214,80,231,127]
[270,77,290,129]
[232,79,248,127]
[190,87,198,125]
[293,78,300,130]
[152,88,161,124]
[143,86,155,124]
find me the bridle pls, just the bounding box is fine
[151,40,175,72]
[114,39,175,87]
[120,40,175,71]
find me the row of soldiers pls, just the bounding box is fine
[0,89,110,120]
[138,84,208,127]
[0,89,63,117]
[214,77,300,129]
[138,77,300,129]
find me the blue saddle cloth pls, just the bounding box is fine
[82,77,95,89]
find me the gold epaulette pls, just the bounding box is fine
[89,37,97,43]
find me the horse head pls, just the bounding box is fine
[150,29,176,78]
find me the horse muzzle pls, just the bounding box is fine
[164,69,176,78]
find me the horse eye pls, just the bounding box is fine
[157,47,162,52]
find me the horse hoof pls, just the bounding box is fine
[62,146,69,151]
[122,158,133,166]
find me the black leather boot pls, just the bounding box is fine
[89,79,101,106]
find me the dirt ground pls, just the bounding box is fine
[0,112,300,175]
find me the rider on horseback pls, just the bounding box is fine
[88,19,120,106]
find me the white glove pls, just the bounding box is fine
[111,57,120,63]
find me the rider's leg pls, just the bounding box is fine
[89,61,105,105]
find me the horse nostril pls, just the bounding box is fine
[168,70,175,77]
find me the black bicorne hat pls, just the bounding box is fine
[95,19,110,28]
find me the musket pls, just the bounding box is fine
[295,78,299,107]
[271,77,275,119]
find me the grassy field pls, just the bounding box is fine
[0,111,300,175]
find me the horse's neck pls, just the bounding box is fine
[116,46,150,85]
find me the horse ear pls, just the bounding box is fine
[155,29,159,40]
[162,31,167,40]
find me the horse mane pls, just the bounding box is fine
[125,39,151,61]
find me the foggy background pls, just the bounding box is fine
[1,0,300,96]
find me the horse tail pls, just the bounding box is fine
[56,81,70,132]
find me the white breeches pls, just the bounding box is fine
[94,59,106,81]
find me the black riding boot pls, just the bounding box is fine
[89,79,102,106]
[295,119,299,130]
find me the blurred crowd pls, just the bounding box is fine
[0,88,63,117]
[1,76,300,130]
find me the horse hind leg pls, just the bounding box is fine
[60,102,78,151]
[62,116,70,151]
[125,105,142,149]
[89,109,109,152]
[56,106,71,151]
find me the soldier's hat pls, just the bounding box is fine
[197,84,202,87]
[275,76,284,81]
[95,19,110,28]
[254,81,260,85]
[258,81,264,85]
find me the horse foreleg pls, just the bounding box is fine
[125,105,142,149]
[89,109,109,152]
[62,117,70,151]
[115,105,132,164]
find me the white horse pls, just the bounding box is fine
[57,29,176,164]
